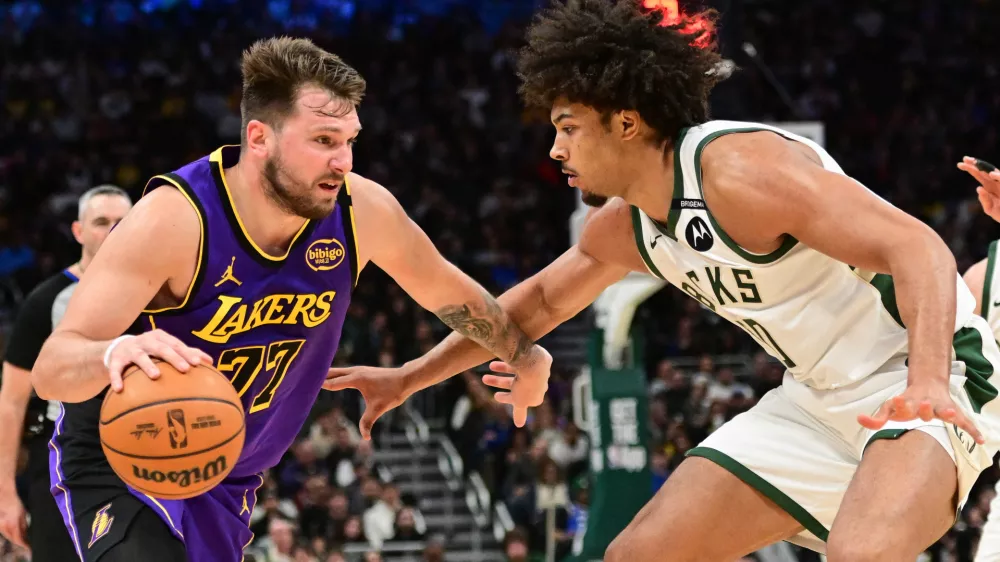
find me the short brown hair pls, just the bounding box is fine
[240,36,367,144]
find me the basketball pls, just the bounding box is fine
[99,361,245,500]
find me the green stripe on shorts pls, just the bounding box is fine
[954,326,997,413]
[687,446,830,542]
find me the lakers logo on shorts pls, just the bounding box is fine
[305,238,346,271]
[88,504,114,548]
[167,409,188,449]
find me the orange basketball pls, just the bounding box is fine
[99,362,245,500]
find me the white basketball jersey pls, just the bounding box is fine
[981,241,1000,338]
[632,120,976,389]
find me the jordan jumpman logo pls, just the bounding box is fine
[240,490,250,516]
[215,257,242,287]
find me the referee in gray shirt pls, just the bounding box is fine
[0,185,131,560]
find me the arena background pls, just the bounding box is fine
[1,0,999,561]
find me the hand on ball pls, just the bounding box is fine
[105,329,213,392]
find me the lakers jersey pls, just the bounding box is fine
[631,121,977,389]
[139,146,357,477]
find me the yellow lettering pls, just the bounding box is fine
[284,294,318,325]
[212,304,248,338]
[246,298,269,331]
[262,295,293,325]
[306,291,336,327]
[192,292,338,344]
[191,296,243,343]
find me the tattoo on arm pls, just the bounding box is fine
[435,289,535,364]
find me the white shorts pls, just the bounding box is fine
[691,318,1000,554]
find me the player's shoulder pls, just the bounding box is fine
[127,184,202,232]
[579,198,637,255]
[345,172,400,216]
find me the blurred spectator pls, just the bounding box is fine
[250,517,297,562]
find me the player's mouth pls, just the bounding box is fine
[318,181,340,192]
[564,170,579,187]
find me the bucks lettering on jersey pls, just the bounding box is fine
[631,121,977,389]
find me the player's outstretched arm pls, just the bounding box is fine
[347,174,552,424]
[401,198,639,388]
[704,132,979,441]
[32,187,212,403]
[326,191,638,434]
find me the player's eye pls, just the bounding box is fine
[347,137,358,146]
[316,136,332,145]
[561,126,575,134]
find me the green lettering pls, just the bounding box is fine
[706,267,737,305]
[733,269,762,304]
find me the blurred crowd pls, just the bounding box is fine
[241,404,432,562]
[2,0,1000,561]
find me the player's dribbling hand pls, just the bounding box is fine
[481,345,552,428]
[105,329,214,392]
[857,383,985,445]
[322,366,409,440]
[958,156,1000,222]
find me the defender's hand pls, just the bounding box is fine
[958,156,1000,222]
[323,366,410,440]
[858,383,985,445]
[0,486,28,549]
[482,345,552,427]
[105,329,213,392]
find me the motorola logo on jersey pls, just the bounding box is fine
[306,238,346,271]
[167,409,188,449]
[685,217,714,252]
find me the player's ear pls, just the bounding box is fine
[71,220,84,244]
[618,110,641,141]
[244,120,271,157]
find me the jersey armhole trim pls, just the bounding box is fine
[983,240,998,318]
[663,127,690,240]
[141,173,209,315]
[693,128,799,264]
[339,177,360,288]
[629,206,665,280]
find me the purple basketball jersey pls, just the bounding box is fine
[132,146,356,560]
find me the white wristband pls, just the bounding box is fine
[103,335,136,369]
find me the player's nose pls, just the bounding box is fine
[549,143,568,161]
[329,153,352,175]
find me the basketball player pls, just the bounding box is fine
[324,2,1000,560]
[0,186,131,560]
[956,156,1000,562]
[29,37,551,562]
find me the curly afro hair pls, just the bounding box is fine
[517,0,723,146]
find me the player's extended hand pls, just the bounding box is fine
[105,329,214,393]
[857,383,985,445]
[481,345,552,428]
[322,366,410,441]
[0,485,28,550]
[958,156,1000,222]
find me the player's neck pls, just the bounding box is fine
[227,161,309,250]
[621,148,676,224]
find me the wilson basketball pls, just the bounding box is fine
[99,362,245,499]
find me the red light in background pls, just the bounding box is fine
[642,0,714,49]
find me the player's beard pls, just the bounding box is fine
[262,155,340,220]
[581,191,609,207]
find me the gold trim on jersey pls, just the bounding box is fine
[343,176,360,286]
[209,147,311,262]
[142,175,205,314]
